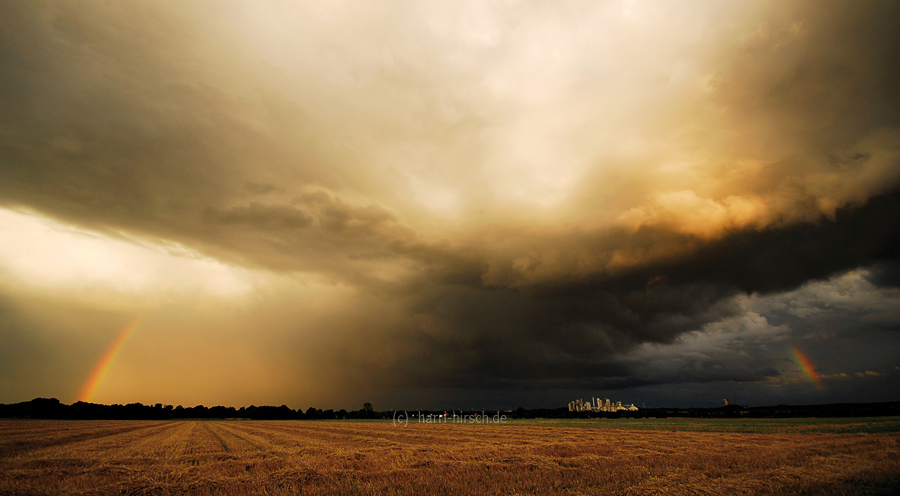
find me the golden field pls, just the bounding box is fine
[1,418,899,495]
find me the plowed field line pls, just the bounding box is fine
[231,422,454,448]
[0,421,121,440]
[203,423,231,453]
[0,422,170,458]
[210,422,267,453]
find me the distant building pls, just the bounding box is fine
[568,397,638,413]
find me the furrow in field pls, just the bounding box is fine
[0,420,125,441]
[214,421,370,453]
[44,421,182,457]
[245,421,597,456]
[173,422,233,463]
[94,421,207,461]
[0,419,898,495]
[0,421,166,458]
[214,422,550,473]
[206,422,266,454]
[2,421,183,474]
[234,421,487,449]
[203,422,232,453]
[0,421,92,435]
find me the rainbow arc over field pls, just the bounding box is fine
[78,316,142,402]
[791,345,824,390]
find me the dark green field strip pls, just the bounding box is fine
[337,415,900,435]
[0,421,173,458]
[500,417,900,434]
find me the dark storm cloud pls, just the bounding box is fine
[1,0,899,409]
[865,262,900,289]
[361,189,900,401]
[639,190,900,295]
[383,187,900,393]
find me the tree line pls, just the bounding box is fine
[1,397,897,420]
[0,398,385,420]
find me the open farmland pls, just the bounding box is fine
[1,418,899,495]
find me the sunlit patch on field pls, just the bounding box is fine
[0,419,899,495]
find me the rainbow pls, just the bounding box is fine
[78,316,141,403]
[791,345,824,390]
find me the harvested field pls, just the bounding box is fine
[1,418,899,495]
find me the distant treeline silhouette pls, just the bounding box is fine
[0,398,385,420]
[1,398,898,420]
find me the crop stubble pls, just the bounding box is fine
[1,419,898,495]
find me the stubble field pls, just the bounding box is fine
[1,418,899,495]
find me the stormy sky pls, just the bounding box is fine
[1,0,899,410]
